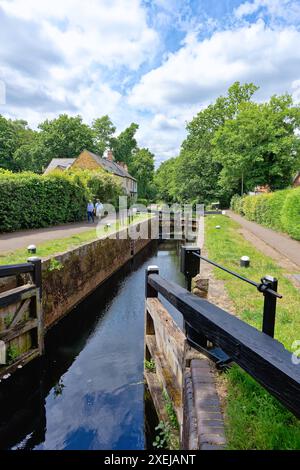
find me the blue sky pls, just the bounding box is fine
[1,0,300,166]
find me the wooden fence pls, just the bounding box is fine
[0,258,44,379]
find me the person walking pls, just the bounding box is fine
[95,199,104,219]
[87,200,95,223]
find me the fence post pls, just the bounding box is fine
[180,246,207,348]
[180,246,200,291]
[262,275,278,338]
[145,265,159,299]
[27,256,44,355]
[28,256,42,298]
[159,211,162,240]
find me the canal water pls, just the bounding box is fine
[0,240,185,450]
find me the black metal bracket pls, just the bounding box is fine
[185,323,232,370]
[188,339,232,370]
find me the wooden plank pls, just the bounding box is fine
[0,264,34,279]
[146,335,183,427]
[0,348,40,379]
[0,318,38,342]
[146,298,186,389]
[144,369,170,423]
[0,340,6,365]
[36,290,44,355]
[0,284,36,308]
[144,369,180,449]
[148,273,300,418]
[10,298,31,328]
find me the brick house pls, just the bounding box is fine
[293,172,300,188]
[253,184,271,194]
[44,150,137,198]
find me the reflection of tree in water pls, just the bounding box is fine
[54,379,65,397]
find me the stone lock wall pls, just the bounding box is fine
[42,218,153,330]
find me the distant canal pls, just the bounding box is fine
[0,240,185,450]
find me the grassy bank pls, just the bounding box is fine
[205,214,300,449]
[0,213,150,265]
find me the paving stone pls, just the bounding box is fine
[198,411,223,421]
[202,419,223,428]
[200,433,226,446]
[191,359,211,371]
[200,426,225,436]
[200,443,225,450]
[191,372,214,385]
[189,355,226,450]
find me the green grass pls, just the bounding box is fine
[144,359,156,372]
[205,215,300,449]
[152,390,180,450]
[162,389,179,431]
[0,213,150,265]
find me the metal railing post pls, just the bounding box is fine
[159,211,162,240]
[180,246,207,348]
[28,256,42,298]
[145,265,159,298]
[27,256,44,355]
[180,245,200,291]
[261,275,278,338]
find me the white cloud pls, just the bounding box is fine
[234,0,300,23]
[129,21,300,111]
[0,0,159,70]
[0,0,158,129]
[126,19,300,164]
[0,79,6,105]
[151,113,181,131]
[292,79,300,103]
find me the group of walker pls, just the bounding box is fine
[87,200,104,223]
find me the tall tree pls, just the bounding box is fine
[0,116,35,171]
[13,139,53,173]
[111,123,139,164]
[0,115,18,170]
[38,114,95,160]
[173,82,259,205]
[129,147,156,199]
[92,115,116,156]
[154,157,179,203]
[213,94,300,193]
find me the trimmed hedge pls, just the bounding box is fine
[230,188,300,240]
[282,189,300,240]
[0,169,122,232]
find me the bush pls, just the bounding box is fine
[230,194,246,214]
[0,169,123,232]
[242,194,259,221]
[262,190,289,231]
[136,198,149,207]
[68,169,123,207]
[281,188,300,240]
[230,188,300,240]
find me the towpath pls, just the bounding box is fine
[0,218,115,253]
[227,210,300,269]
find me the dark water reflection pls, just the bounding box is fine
[0,240,185,450]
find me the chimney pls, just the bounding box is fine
[107,150,114,161]
[117,161,128,172]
